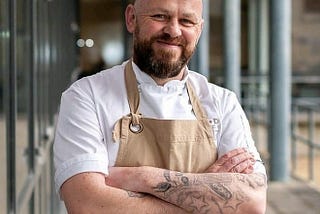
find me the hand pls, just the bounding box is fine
[206,148,255,174]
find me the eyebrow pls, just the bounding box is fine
[181,13,201,22]
[146,8,201,22]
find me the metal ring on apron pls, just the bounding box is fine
[129,122,143,133]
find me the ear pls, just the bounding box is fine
[195,19,204,44]
[125,4,136,33]
[200,19,204,32]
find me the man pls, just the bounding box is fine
[54,0,267,213]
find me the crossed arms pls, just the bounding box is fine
[60,148,267,214]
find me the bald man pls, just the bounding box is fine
[54,0,267,213]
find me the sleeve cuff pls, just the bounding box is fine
[54,153,109,194]
[254,161,267,179]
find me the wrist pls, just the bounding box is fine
[136,166,157,193]
[136,166,167,194]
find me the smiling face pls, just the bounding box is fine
[125,0,204,81]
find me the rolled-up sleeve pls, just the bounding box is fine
[53,82,109,193]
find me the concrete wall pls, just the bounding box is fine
[292,0,320,74]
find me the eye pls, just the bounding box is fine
[151,14,168,21]
[180,19,197,27]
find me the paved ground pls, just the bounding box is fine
[266,180,320,214]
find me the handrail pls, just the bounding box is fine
[242,93,320,185]
[214,74,320,85]
[291,101,320,182]
[16,126,55,214]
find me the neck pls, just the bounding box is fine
[150,69,185,86]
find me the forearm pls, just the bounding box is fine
[107,167,267,214]
[61,172,186,214]
[149,169,266,214]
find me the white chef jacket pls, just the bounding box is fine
[54,61,266,193]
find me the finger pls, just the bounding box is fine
[232,159,255,173]
[205,148,253,173]
[217,151,254,172]
[241,165,254,174]
[215,148,248,166]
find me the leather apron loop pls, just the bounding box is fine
[129,113,143,133]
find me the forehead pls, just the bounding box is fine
[134,0,203,18]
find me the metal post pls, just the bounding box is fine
[257,0,269,111]
[308,110,315,181]
[189,0,210,79]
[223,0,241,99]
[7,0,17,213]
[269,0,292,181]
[291,105,298,172]
[247,0,258,133]
[248,0,257,76]
[29,0,37,212]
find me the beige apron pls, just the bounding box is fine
[112,61,217,173]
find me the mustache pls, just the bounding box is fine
[152,33,186,46]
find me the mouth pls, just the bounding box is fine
[156,40,182,49]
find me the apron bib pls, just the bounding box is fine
[112,61,217,173]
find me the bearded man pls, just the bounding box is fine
[54,0,267,213]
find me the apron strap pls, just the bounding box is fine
[186,80,208,120]
[125,59,208,120]
[125,59,140,115]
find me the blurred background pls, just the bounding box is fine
[0,0,319,213]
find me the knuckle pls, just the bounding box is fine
[223,153,232,159]
[231,157,239,164]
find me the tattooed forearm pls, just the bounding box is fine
[151,171,266,214]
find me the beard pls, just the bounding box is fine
[133,28,195,79]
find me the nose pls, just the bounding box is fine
[163,19,182,38]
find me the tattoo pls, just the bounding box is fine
[181,176,189,185]
[254,174,267,187]
[209,184,232,200]
[236,173,267,189]
[188,192,210,213]
[126,191,146,198]
[222,191,247,211]
[152,171,266,214]
[201,174,233,184]
[154,182,172,193]
[164,171,171,182]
